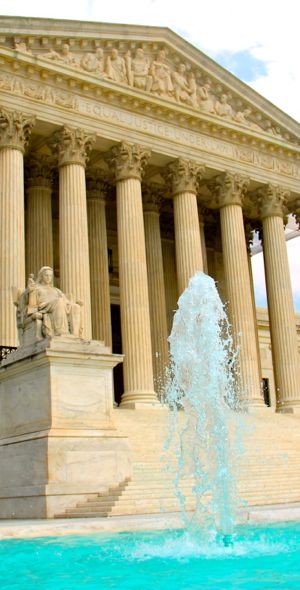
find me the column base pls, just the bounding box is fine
[246,404,275,415]
[120,390,161,409]
[276,402,300,415]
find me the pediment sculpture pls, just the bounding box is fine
[15,266,83,346]
[4,37,288,140]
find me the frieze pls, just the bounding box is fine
[0,35,298,144]
[1,71,300,183]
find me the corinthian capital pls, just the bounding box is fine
[26,154,54,188]
[142,184,163,213]
[210,172,250,207]
[165,159,205,196]
[0,107,35,152]
[86,173,108,201]
[257,184,289,219]
[50,126,95,167]
[110,142,151,181]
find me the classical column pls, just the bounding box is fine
[166,159,205,294]
[198,205,208,274]
[213,172,262,407]
[110,142,157,406]
[86,176,112,348]
[244,221,262,383]
[258,185,300,411]
[162,233,178,335]
[143,187,169,392]
[0,107,35,347]
[26,155,54,277]
[51,126,95,340]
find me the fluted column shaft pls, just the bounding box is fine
[199,222,208,274]
[216,173,262,406]
[166,159,205,294]
[111,142,157,406]
[26,158,53,277]
[87,183,112,348]
[143,193,169,392]
[51,126,95,340]
[259,186,300,411]
[174,192,204,293]
[162,237,178,335]
[59,164,91,339]
[0,108,35,347]
[0,149,25,347]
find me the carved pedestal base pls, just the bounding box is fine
[0,337,131,518]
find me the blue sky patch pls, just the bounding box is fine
[212,49,267,82]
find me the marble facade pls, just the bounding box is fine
[0,18,299,424]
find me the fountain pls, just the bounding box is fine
[0,272,299,589]
[164,271,242,543]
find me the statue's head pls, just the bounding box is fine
[37,266,54,286]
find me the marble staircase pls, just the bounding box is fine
[55,408,300,518]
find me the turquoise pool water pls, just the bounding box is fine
[1,521,299,590]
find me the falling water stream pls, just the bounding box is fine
[164,271,242,543]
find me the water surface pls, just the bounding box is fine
[1,521,299,590]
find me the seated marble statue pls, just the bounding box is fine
[16,266,83,345]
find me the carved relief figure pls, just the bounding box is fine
[234,107,252,125]
[106,48,127,83]
[126,48,152,91]
[198,82,215,113]
[149,49,173,96]
[187,71,198,108]
[16,267,83,344]
[14,40,31,53]
[0,74,13,91]
[215,93,233,118]
[264,120,282,137]
[234,108,262,131]
[80,52,98,73]
[80,48,107,77]
[43,43,78,67]
[171,63,195,106]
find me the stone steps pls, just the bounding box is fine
[55,409,300,519]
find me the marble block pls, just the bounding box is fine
[0,337,131,518]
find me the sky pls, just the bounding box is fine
[0,0,299,311]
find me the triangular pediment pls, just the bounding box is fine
[0,16,299,149]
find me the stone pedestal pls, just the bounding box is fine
[0,337,131,518]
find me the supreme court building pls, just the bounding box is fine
[0,15,299,413]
